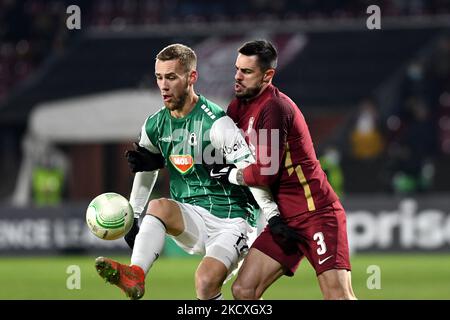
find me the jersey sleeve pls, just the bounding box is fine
[209,116,254,168]
[210,115,280,221]
[242,99,293,186]
[247,185,280,222]
[139,116,161,154]
[129,117,161,216]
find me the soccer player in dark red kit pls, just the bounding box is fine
[207,40,356,300]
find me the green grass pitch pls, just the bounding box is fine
[0,254,449,299]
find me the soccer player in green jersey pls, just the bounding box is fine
[94,44,279,300]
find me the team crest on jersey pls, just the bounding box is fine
[169,155,194,174]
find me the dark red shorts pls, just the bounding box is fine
[252,200,351,276]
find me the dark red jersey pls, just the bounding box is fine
[227,84,338,218]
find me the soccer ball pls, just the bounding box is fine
[86,192,134,240]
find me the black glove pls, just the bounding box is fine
[125,142,165,173]
[124,218,139,249]
[268,215,301,247]
[205,162,236,183]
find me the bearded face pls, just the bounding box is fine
[155,59,191,112]
[234,54,267,100]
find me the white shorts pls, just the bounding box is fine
[169,200,256,276]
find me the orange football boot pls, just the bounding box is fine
[95,256,145,300]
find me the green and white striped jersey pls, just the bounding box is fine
[137,95,257,225]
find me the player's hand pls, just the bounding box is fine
[124,218,139,249]
[268,215,301,247]
[125,142,165,173]
[205,162,236,183]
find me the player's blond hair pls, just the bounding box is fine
[156,44,197,73]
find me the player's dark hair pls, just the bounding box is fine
[238,40,278,71]
[156,44,197,72]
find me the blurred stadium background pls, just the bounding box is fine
[0,0,450,300]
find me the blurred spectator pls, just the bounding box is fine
[403,60,428,98]
[429,34,450,154]
[319,146,344,197]
[1,0,449,104]
[350,98,385,159]
[30,143,67,207]
[386,96,436,194]
[32,165,65,206]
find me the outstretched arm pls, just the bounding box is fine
[124,124,164,249]
[208,115,300,244]
[231,100,293,187]
[208,116,280,223]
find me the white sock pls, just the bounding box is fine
[131,214,166,274]
[198,293,223,300]
[211,293,223,300]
